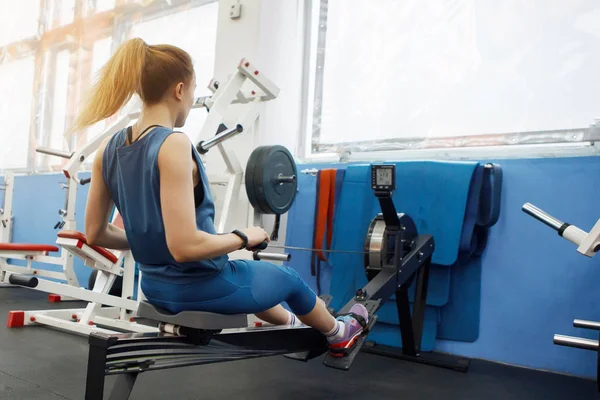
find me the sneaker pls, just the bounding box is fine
[328,303,369,356]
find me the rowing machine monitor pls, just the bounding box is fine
[371,164,396,193]
[371,164,401,230]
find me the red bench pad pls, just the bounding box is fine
[57,231,118,264]
[0,243,59,253]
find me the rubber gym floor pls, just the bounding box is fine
[0,287,597,400]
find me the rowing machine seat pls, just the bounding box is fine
[136,301,248,330]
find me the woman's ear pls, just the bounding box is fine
[175,82,184,101]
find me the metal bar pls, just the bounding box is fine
[0,265,68,281]
[268,244,365,254]
[276,174,296,184]
[27,313,118,335]
[92,315,158,333]
[411,260,431,353]
[377,196,401,231]
[396,287,417,357]
[15,278,139,311]
[554,334,598,350]
[216,172,242,233]
[199,124,243,152]
[253,252,290,262]
[522,203,565,231]
[86,335,109,400]
[574,319,600,331]
[36,147,73,159]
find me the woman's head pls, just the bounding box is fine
[71,38,195,134]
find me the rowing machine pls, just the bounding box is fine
[83,164,467,399]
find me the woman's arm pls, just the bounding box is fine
[84,138,130,249]
[159,133,268,263]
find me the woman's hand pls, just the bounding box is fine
[242,227,270,248]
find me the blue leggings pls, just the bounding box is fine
[140,259,317,316]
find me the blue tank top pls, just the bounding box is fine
[102,126,228,283]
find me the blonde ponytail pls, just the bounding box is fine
[69,38,147,136]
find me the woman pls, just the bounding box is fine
[76,38,367,352]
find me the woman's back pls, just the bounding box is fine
[102,126,227,282]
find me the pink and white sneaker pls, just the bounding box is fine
[328,303,369,356]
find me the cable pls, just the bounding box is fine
[266,244,367,255]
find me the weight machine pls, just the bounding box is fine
[83,164,467,400]
[0,160,83,293]
[523,203,600,391]
[6,59,282,336]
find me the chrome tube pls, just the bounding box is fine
[522,203,564,231]
[553,334,598,350]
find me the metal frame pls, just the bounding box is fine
[523,203,600,257]
[0,171,14,243]
[7,217,156,336]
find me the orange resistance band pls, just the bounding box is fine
[312,169,338,262]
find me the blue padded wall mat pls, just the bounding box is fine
[437,258,483,342]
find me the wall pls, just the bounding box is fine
[436,156,600,378]
[293,156,600,379]
[203,0,304,245]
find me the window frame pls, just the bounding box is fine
[298,0,600,162]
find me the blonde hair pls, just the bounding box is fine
[70,38,194,134]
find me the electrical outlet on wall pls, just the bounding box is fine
[230,3,242,19]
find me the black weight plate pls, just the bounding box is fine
[245,145,297,214]
[245,146,270,214]
[262,145,297,214]
[252,147,273,214]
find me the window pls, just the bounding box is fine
[91,0,115,14]
[0,57,35,169]
[0,0,218,172]
[49,50,71,152]
[305,0,600,157]
[0,0,40,47]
